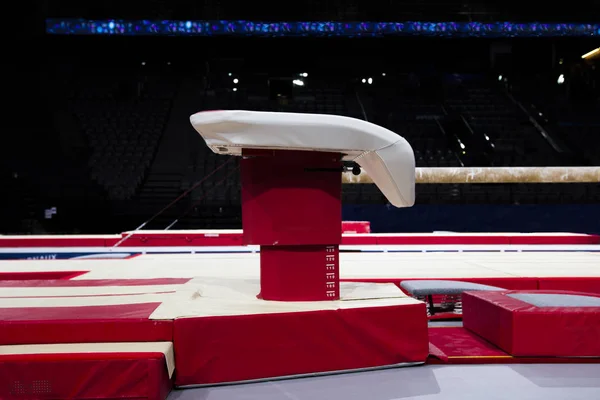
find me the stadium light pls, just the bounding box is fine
[581,48,599,59]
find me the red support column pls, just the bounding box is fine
[241,149,342,301]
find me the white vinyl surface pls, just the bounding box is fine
[1,251,599,280]
[0,249,598,386]
[1,251,598,317]
[148,280,419,320]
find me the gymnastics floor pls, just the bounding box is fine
[0,232,599,399]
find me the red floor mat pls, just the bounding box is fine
[428,327,508,359]
[427,327,600,365]
[174,304,429,386]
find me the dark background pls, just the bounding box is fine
[3,1,599,234]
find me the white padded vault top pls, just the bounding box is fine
[189,110,415,207]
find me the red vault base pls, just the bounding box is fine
[241,149,343,301]
[240,149,342,247]
[259,245,340,301]
[173,302,429,386]
[463,290,600,357]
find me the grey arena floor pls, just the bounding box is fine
[168,364,600,400]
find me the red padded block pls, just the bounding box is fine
[260,245,339,301]
[428,327,508,358]
[464,294,516,354]
[241,149,342,247]
[0,352,171,400]
[537,277,600,295]
[0,303,172,345]
[463,290,600,357]
[341,221,370,234]
[173,304,429,386]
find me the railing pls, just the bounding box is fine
[343,166,600,184]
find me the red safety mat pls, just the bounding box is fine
[463,290,600,357]
[0,352,171,400]
[174,304,429,385]
[0,271,87,281]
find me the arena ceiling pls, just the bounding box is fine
[42,0,600,22]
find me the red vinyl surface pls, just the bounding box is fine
[376,235,514,245]
[0,303,172,345]
[1,232,597,247]
[341,235,378,245]
[173,303,429,386]
[537,277,600,294]
[463,290,600,357]
[0,352,171,400]
[113,232,244,247]
[0,271,88,281]
[509,235,600,245]
[0,278,191,288]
